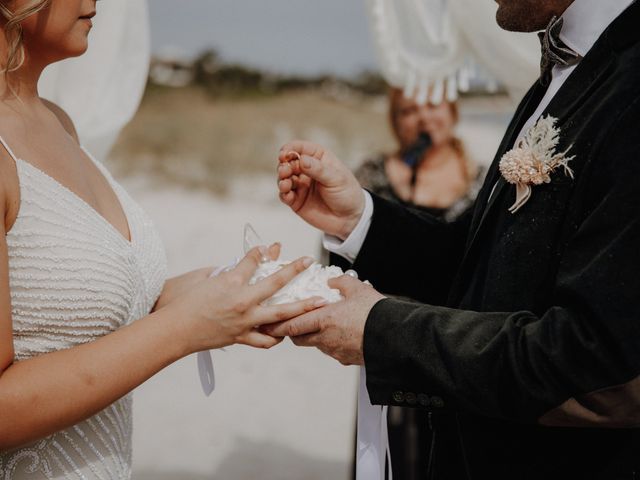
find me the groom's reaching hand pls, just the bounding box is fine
[263,275,386,366]
[277,140,365,240]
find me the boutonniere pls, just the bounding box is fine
[499,115,575,214]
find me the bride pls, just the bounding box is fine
[0,1,323,478]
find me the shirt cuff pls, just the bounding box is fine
[322,190,373,264]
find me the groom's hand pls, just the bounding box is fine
[263,275,386,366]
[277,140,365,240]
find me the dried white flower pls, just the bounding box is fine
[499,115,575,213]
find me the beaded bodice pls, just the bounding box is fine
[0,140,167,479]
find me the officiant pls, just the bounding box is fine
[355,88,483,221]
[271,0,640,478]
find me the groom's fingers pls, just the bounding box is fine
[280,191,295,206]
[279,140,326,162]
[278,162,292,180]
[290,182,309,212]
[299,155,336,186]
[295,174,312,189]
[252,297,327,327]
[290,332,324,348]
[277,160,302,179]
[278,148,300,163]
[248,256,313,303]
[268,309,324,337]
[241,331,283,349]
[278,178,293,193]
[328,275,362,297]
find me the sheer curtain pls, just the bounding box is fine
[39,0,150,161]
[365,0,540,102]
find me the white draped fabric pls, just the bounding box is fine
[39,0,150,162]
[365,0,541,101]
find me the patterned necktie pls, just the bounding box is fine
[538,16,582,86]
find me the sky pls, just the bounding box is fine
[148,0,380,76]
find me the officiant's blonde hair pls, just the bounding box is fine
[0,0,51,74]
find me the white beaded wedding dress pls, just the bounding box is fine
[0,136,167,479]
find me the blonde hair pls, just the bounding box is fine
[0,0,51,74]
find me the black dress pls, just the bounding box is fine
[353,154,483,224]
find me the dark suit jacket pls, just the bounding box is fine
[351,4,640,479]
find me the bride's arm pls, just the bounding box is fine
[0,189,317,451]
[0,296,187,450]
[152,267,214,312]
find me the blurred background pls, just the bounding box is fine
[42,1,538,478]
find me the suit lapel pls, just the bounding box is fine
[464,0,640,245]
[446,1,639,307]
[464,37,616,257]
[465,81,549,244]
[446,31,619,307]
[471,0,639,240]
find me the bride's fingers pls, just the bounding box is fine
[267,242,281,261]
[252,297,327,327]
[241,331,283,349]
[248,256,313,303]
[229,247,265,283]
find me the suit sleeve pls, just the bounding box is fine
[363,98,640,427]
[352,193,472,305]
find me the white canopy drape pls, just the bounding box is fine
[39,0,150,162]
[365,0,541,102]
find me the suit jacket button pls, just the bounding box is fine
[392,391,405,403]
[405,392,417,405]
[431,396,444,408]
[417,394,430,407]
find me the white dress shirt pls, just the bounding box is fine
[325,0,635,263]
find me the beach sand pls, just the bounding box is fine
[127,183,359,480]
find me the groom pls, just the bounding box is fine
[270,0,640,478]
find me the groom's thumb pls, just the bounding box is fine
[329,275,361,297]
[300,155,334,185]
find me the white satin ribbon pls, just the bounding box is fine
[508,182,532,214]
[197,349,216,396]
[197,259,240,397]
[357,368,392,480]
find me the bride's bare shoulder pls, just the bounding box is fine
[41,98,79,143]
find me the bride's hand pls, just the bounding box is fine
[277,141,365,240]
[153,244,282,312]
[166,246,323,353]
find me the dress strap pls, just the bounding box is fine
[0,135,19,165]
